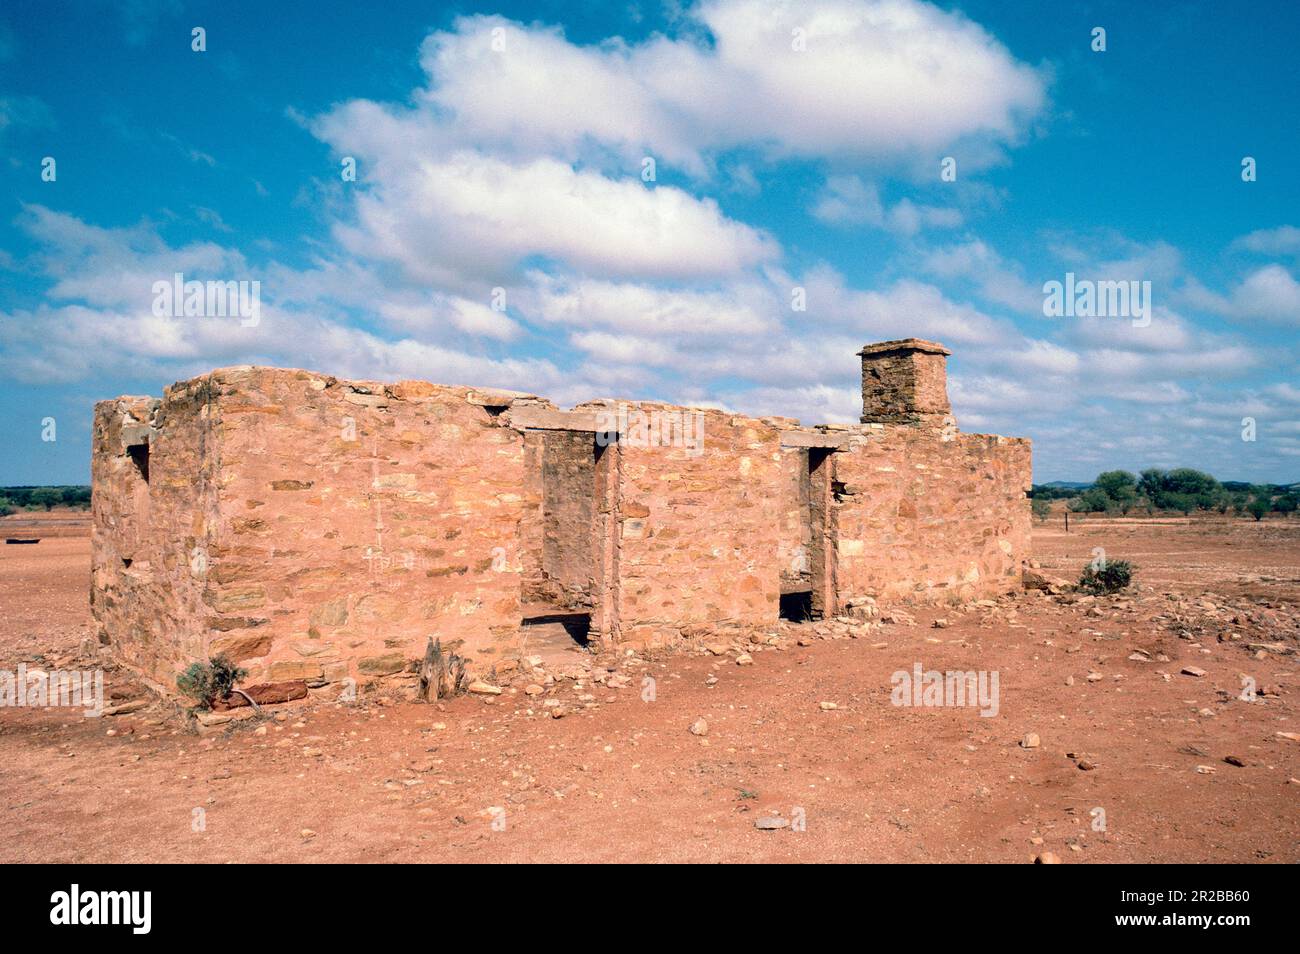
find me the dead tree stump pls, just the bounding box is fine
[417,637,467,701]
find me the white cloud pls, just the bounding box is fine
[1227,265,1300,323]
[1184,264,1300,325]
[1232,225,1300,256]
[813,176,961,234]
[919,239,1041,312]
[411,0,1046,171]
[531,275,778,338]
[325,151,777,287]
[0,208,553,387]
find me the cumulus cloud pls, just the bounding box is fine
[812,176,961,234]
[327,152,776,287]
[1223,265,1300,323]
[919,239,1042,313]
[412,0,1046,170]
[531,274,778,338]
[0,208,556,388]
[1231,225,1300,257]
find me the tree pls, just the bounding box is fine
[29,487,61,511]
[1135,468,1222,512]
[1246,485,1272,521]
[1071,488,1111,513]
[1095,470,1137,499]
[1031,497,1052,522]
[1137,468,1166,502]
[1163,468,1223,509]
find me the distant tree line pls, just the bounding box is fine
[0,486,91,516]
[1030,470,1298,520]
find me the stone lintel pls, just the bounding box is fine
[505,405,606,432]
[779,429,852,450]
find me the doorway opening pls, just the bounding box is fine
[779,590,813,622]
[779,445,834,622]
[520,428,619,661]
[806,447,834,619]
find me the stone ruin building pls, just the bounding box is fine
[90,338,1032,694]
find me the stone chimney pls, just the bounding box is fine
[857,338,952,426]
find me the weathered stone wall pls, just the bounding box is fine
[204,368,528,686]
[605,404,784,647]
[91,383,221,688]
[92,337,1034,694]
[833,425,1032,605]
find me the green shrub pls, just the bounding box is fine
[1079,559,1134,595]
[176,653,247,709]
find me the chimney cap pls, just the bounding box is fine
[857,338,951,358]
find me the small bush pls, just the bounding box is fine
[176,653,247,709]
[1078,559,1134,595]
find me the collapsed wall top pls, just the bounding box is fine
[858,337,953,427]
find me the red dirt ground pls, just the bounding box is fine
[1,512,1297,863]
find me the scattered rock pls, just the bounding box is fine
[754,816,789,831]
[102,700,148,716]
[1181,666,1207,678]
[1034,851,1061,864]
[688,718,708,737]
[1021,733,1040,749]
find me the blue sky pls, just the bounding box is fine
[1,0,1297,485]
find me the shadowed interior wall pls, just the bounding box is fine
[778,448,811,595]
[538,430,599,610]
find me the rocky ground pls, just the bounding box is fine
[0,513,1296,863]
